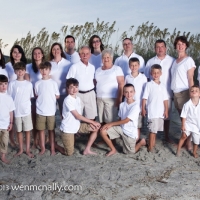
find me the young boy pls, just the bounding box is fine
[0,75,15,163]
[125,57,147,139]
[142,64,168,152]
[60,78,101,156]
[8,62,34,158]
[100,83,146,156]
[176,85,200,158]
[34,61,60,155]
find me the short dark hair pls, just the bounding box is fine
[174,36,189,49]
[155,39,166,48]
[39,61,51,70]
[0,49,5,69]
[129,57,140,65]
[0,74,8,83]
[122,38,132,43]
[65,35,75,43]
[49,42,66,60]
[151,64,162,72]
[190,85,200,90]
[66,78,79,88]
[14,61,26,70]
[123,83,135,90]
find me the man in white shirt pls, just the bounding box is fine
[145,39,175,143]
[66,46,97,119]
[114,38,145,76]
[64,35,80,64]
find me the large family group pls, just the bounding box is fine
[0,35,200,164]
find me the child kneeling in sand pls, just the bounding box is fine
[176,85,200,158]
[100,83,146,156]
[60,78,101,156]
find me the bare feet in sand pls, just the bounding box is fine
[193,153,198,158]
[51,151,56,156]
[39,149,45,155]
[83,149,97,155]
[15,150,24,157]
[106,149,117,156]
[26,152,34,158]
[176,151,180,157]
[1,158,10,164]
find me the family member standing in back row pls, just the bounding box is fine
[0,49,8,78]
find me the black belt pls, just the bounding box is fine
[79,88,94,94]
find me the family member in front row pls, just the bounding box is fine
[125,57,147,140]
[142,64,168,152]
[95,49,124,124]
[100,84,146,156]
[114,38,145,76]
[35,62,60,155]
[8,62,34,158]
[176,85,200,158]
[60,78,101,156]
[0,75,15,164]
[145,39,175,143]
[64,35,80,64]
[67,46,97,120]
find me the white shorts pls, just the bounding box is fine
[15,114,33,132]
[184,130,200,145]
[147,118,164,133]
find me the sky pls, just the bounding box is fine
[1,0,200,55]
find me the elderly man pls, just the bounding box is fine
[66,46,97,119]
[114,38,145,76]
[64,35,80,64]
[145,39,175,143]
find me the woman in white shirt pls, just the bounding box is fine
[171,36,196,114]
[0,49,8,77]
[95,49,124,124]
[89,35,104,70]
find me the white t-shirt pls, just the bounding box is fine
[8,80,33,117]
[50,58,71,95]
[66,61,95,91]
[0,66,8,78]
[5,62,17,81]
[198,66,200,86]
[60,95,82,133]
[125,73,147,107]
[181,99,200,134]
[143,80,168,119]
[35,79,60,116]
[119,101,140,139]
[0,93,15,129]
[89,54,102,70]
[114,52,145,76]
[95,65,124,98]
[26,63,42,87]
[145,55,175,98]
[64,51,80,64]
[171,57,196,93]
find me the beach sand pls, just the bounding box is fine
[1,105,200,200]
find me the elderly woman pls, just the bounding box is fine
[171,36,196,114]
[95,49,124,124]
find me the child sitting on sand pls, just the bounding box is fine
[60,78,101,156]
[100,83,146,156]
[176,85,200,158]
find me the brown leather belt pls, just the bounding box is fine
[79,88,94,94]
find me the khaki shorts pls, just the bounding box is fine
[77,90,97,119]
[0,129,9,154]
[138,113,142,128]
[61,123,91,156]
[184,130,200,145]
[15,114,33,132]
[147,118,164,133]
[107,126,136,154]
[97,97,118,123]
[174,90,190,110]
[36,114,55,131]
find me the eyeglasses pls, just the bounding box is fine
[93,40,100,44]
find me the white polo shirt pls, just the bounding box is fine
[89,54,102,70]
[145,55,175,98]
[143,80,168,119]
[50,58,71,95]
[114,52,145,76]
[181,99,200,134]
[0,93,15,129]
[8,80,34,117]
[64,51,80,64]
[125,73,147,107]
[119,101,140,139]
[35,79,60,116]
[171,57,196,93]
[26,63,42,87]
[95,65,124,98]
[66,61,95,91]
[0,66,8,78]
[5,62,17,81]
[60,95,82,133]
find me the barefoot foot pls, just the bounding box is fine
[106,149,117,156]
[14,151,23,157]
[26,152,34,158]
[83,149,97,155]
